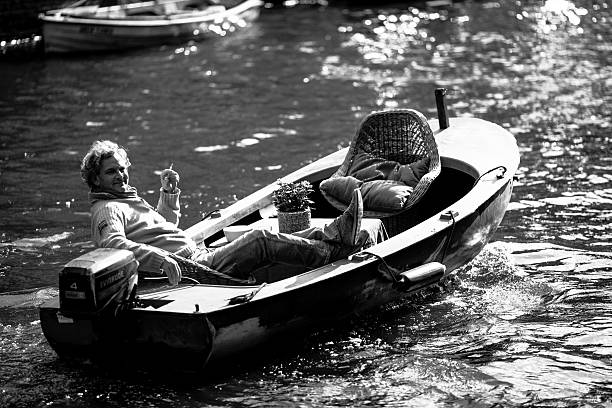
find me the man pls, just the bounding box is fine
[81,140,364,285]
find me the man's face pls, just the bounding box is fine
[94,153,130,193]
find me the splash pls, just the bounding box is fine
[506,241,612,274]
[454,243,554,319]
[0,232,73,250]
[0,287,57,309]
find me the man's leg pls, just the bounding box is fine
[293,188,363,246]
[322,188,363,246]
[195,229,334,279]
[193,189,364,279]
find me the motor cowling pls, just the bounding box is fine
[59,248,138,318]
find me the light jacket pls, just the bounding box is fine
[90,188,197,273]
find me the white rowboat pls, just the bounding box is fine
[40,92,520,373]
[39,0,263,53]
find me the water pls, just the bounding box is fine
[1,0,611,406]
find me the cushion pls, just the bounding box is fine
[361,180,414,211]
[320,176,414,212]
[348,152,401,182]
[398,157,430,187]
[320,176,363,203]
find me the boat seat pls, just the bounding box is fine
[320,109,441,237]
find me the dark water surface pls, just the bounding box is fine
[1,0,611,406]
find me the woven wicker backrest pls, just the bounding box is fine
[354,110,432,165]
[322,109,441,234]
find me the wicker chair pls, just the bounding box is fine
[321,109,441,236]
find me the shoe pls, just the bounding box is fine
[328,239,363,262]
[323,188,363,246]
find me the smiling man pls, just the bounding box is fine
[80,140,365,286]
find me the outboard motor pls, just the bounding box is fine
[39,248,139,361]
[58,248,139,318]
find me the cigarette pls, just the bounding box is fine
[169,163,174,170]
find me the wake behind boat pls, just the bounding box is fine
[39,0,264,53]
[39,92,520,373]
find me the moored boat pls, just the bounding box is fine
[39,0,264,54]
[39,93,520,373]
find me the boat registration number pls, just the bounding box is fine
[79,26,114,35]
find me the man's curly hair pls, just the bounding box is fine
[80,140,130,189]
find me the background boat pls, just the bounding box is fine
[39,0,264,53]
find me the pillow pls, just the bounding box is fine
[397,157,431,187]
[320,176,414,212]
[349,152,401,182]
[320,176,363,204]
[361,180,414,211]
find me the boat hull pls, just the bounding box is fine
[206,177,514,362]
[40,300,216,371]
[40,177,511,370]
[39,117,520,372]
[40,0,262,53]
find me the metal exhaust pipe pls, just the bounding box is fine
[435,88,449,130]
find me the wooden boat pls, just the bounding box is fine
[39,0,264,54]
[39,94,520,373]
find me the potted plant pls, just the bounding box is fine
[272,180,314,233]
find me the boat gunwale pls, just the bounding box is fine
[39,0,263,27]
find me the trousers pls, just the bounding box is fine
[192,227,337,279]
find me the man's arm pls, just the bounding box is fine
[156,189,181,226]
[156,167,181,226]
[92,203,181,284]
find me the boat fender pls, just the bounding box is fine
[397,262,446,292]
[351,252,445,292]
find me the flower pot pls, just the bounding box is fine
[278,208,311,234]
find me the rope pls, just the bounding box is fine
[440,210,457,263]
[472,166,507,187]
[357,251,403,283]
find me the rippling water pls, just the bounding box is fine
[1,0,611,406]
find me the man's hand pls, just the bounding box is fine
[160,167,180,193]
[161,256,182,286]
